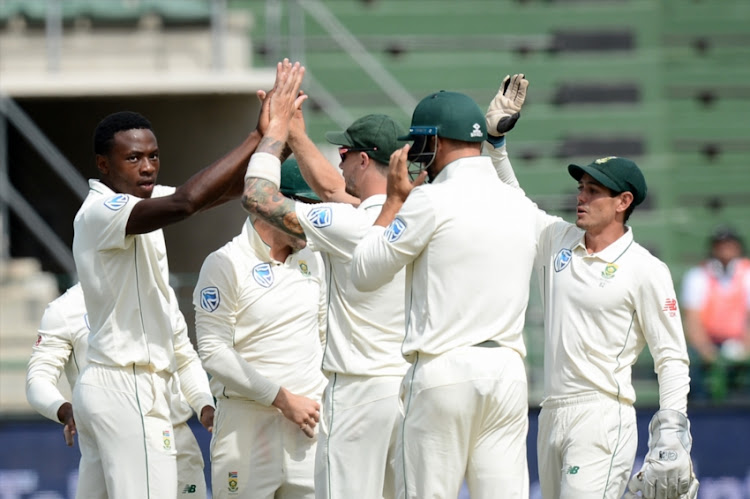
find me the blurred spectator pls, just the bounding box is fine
[681,226,750,401]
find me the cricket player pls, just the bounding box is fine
[26,282,214,498]
[242,60,408,499]
[193,158,326,499]
[350,90,547,499]
[72,107,260,498]
[483,75,698,499]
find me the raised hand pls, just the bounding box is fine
[268,59,307,129]
[255,88,273,136]
[485,73,529,137]
[387,144,427,204]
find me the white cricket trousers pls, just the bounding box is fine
[396,346,529,499]
[314,374,402,499]
[210,398,317,499]
[175,420,207,498]
[73,363,177,499]
[537,392,637,499]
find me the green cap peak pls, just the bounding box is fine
[568,156,647,206]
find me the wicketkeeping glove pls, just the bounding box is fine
[485,73,528,137]
[625,410,697,499]
[624,472,699,499]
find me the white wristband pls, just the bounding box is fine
[245,152,281,188]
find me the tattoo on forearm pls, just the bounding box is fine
[241,178,307,240]
[257,136,286,158]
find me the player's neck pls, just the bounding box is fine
[584,224,627,254]
[359,170,387,201]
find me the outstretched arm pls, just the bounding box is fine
[242,59,309,241]
[483,73,529,188]
[126,128,262,234]
[287,107,360,205]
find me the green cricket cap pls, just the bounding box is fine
[568,156,647,206]
[400,90,487,143]
[280,158,320,202]
[325,114,407,165]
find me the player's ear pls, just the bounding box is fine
[617,191,634,213]
[359,151,370,170]
[96,154,109,175]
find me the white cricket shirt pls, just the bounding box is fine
[73,180,178,373]
[194,218,327,406]
[536,222,690,412]
[26,283,89,422]
[352,156,546,360]
[296,195,409,376]
[26,282,212,424]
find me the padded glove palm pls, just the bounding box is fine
[485,73,528,136]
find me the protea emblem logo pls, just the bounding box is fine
[601,263,618,279]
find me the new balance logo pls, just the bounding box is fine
[182,484,197,494]
[564,465,580,475]
[662,298,678,317]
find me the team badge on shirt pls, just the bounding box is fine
[554,248,572,272]
[103,194,129,211]
[228,471,239,493]
[253,263,274,288]
[200,287,221,312]
[162,429,171,450]
[385,217,407,243]
[601,263,618,279]
[298,260,311,276]
[308,206,332,228]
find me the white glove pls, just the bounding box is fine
[625,472,699,499]
[485,73,529,137]
[626,410,696,499]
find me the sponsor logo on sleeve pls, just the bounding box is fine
[253,263,274,288]
[200,287,221,312]
[554,248,572,272]
[307,206,332,228]
[384,217,406,243]
[662,298,678,317]
[103,194,129,211]
[34,334,42,347]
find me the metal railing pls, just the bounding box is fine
[0,94,87,274]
